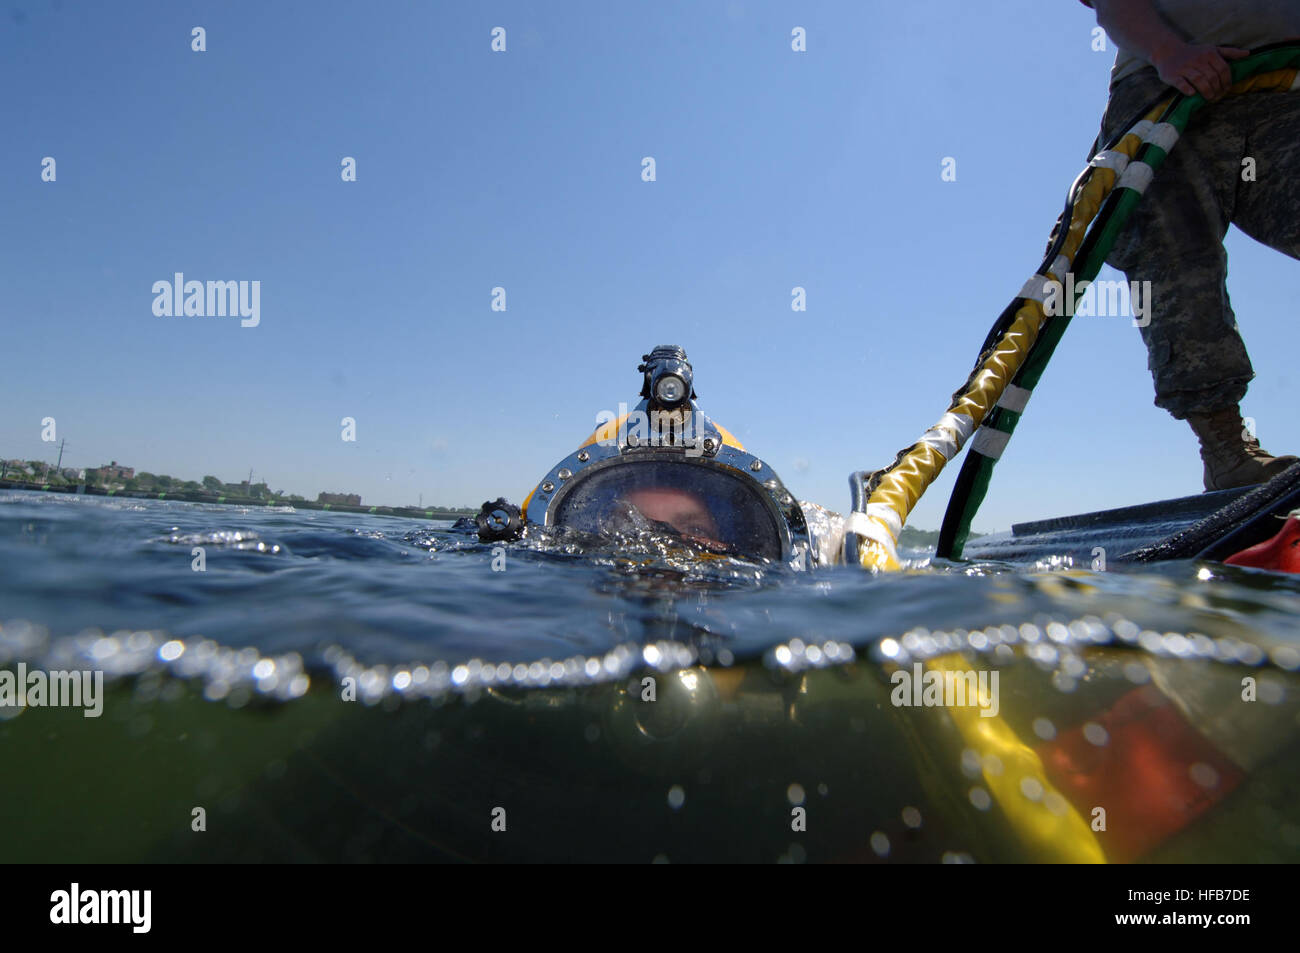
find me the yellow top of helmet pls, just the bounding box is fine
[579,413,744,451]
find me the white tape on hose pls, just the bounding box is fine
[1144,122,1180,151]
[1018,274,1052,303]
[970,426,1011,459]
[865,502,902,536]
[1089,149,1130,173]
[846,511,900,561]
[920,412,976,460]
[1117,161,1155,194]
[996,384,1032,413]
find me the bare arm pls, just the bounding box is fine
[1091,0,1248,100]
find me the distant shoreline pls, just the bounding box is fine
[0,480,476,521]
[0,480,980,538]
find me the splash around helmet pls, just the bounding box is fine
[475,345,812,569]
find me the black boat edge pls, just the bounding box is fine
[958,462,1300,568]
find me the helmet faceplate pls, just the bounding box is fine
[524,398,811,569]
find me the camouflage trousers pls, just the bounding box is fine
[1098,68,1300,419]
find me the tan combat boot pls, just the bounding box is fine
[1186,406,1299,491]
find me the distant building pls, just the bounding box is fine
[317,492,361,506]
[61,468,85,480]
[224,481,270,497]
[89,461,134,482]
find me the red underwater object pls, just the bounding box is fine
[1038,685,1242,862]
[1224,514,1300,573]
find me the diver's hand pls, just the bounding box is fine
[1151,42,1248,100]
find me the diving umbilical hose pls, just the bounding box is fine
[846,45,1300,571]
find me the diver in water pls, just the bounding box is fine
[461,345,1300,865]
[475,345,848,568]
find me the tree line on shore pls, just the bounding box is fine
[0,460,471,514]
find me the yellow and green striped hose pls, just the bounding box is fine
[851,46,1300,571]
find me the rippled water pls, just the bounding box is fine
[3,489,1299,863]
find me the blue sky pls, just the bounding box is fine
[4,1,1298,532]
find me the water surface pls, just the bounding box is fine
[3,490,1298,862]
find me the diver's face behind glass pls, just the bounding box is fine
[622,487,724,550]
[549,459,785,562]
